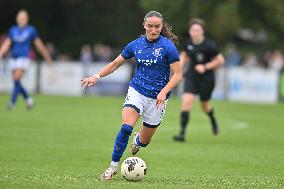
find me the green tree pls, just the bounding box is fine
[139,0,284,49]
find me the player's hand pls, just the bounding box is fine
[156,91,166,109]
[47,60,53,65]
[47,64,57,80]
[80,76,98,89]
[195,64,206,74]
[47,63,55,73]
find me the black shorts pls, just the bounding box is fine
[183,77,215,101]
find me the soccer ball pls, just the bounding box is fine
[121,157,147,181]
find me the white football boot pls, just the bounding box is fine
[25,97,34,110]
[130,132,140,155]
[101,164,117,181]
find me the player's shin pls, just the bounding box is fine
[180,111,190,136]
[10,80,21,106]
[173,111,189,141]
[111,124,133,164]
[18,81,29,100]
[207,109,219,135]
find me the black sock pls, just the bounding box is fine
[180,111,190,136]
[207,109,217,126]
[207,109,214,120]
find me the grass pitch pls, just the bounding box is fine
[0,94,283,188]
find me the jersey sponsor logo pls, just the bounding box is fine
[13,31,30,42]
[138,58,157,66]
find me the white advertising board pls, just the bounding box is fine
[212,67,226,100]
[227,67,279,103]
[40,62,83,96]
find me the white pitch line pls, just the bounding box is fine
[231,121,249,129]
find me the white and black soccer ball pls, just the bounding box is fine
[121,157,147,181]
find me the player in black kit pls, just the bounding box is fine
[173,18,224,142]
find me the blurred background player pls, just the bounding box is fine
[0,9,52,110]
[173,18,224,142]
[81,11,182,180]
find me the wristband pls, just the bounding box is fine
[94,74,101,79]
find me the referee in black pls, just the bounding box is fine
[173,18,224,142]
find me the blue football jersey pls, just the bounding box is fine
[8,25,38,58]
[121,35,180,99]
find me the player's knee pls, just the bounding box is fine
[182,101,193,110]
[13,74,21,81]
[122,110,140,126]
[122,115,137,127]
[13,70,23,80]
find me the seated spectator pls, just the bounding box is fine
[93,43,112,62]
[242,53,257,68]
[268,50,284,71]
[80,44,93,76]
[46,42,57,60]
[225,45,241,67]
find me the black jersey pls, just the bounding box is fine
[183,37,220,79]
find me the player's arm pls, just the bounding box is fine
[180,50,189,68]
[156,61,182,107]
[0,38,11,59]
[204,54,224,70]
[195,54,224,74]
[96,55,126,77]
[81,55,126,88]
[34,37,52,65]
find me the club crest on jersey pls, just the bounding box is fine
[153,48,163,57]
[196,53,204,62]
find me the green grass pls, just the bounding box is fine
[0,94,283,188]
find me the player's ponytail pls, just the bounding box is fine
[144,11,179,44]
[161,22,179,44]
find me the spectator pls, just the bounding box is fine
[268,50,284,71]
[259,51,272,68]
[93,43,112,62]
[46,42,57,60]
[57,53,71,62]
[80,44,93,77]
[242,53,258,68]
[225,45,241,67]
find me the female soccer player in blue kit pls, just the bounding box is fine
[81,11,182,180]
[0,9,52,110]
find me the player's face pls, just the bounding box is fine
[16,11,29,28]
[189,24,204,40]
[144,16,163,41]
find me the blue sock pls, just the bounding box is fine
[18,81,29,100]
[112,124,133,162]
[136,134,149,147]
[11,80,21,104]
